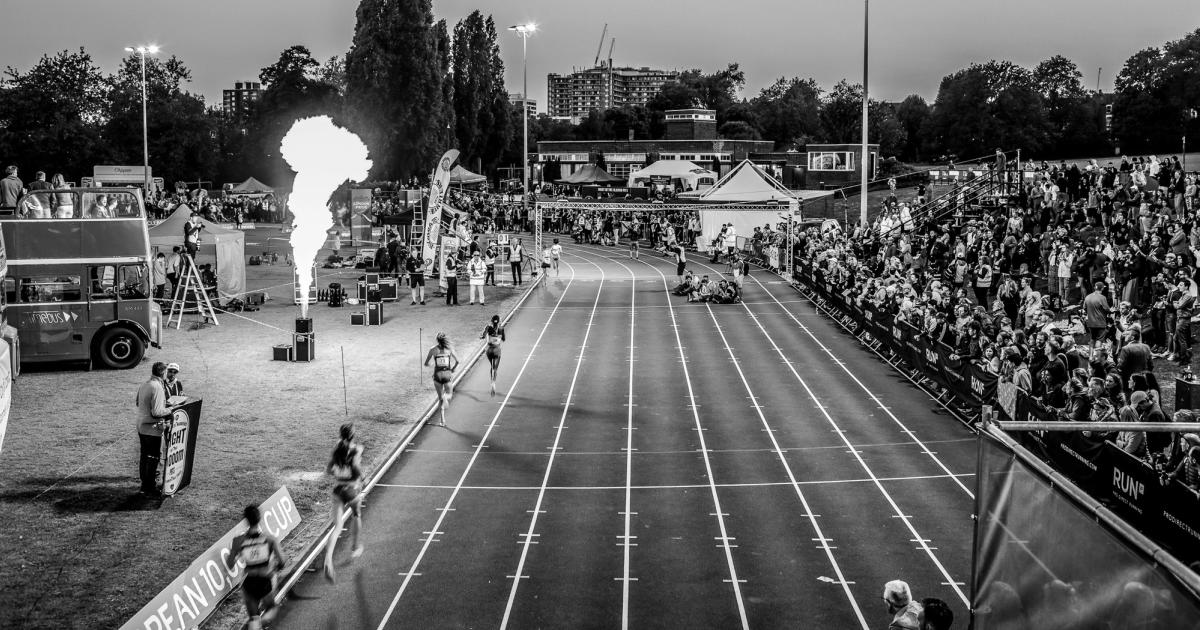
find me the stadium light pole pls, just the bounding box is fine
[508,23,537,227]
[859,0,869,226]
[124,44,160,199]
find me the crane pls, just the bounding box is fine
[594,23,607,68]
[607,38,615,65]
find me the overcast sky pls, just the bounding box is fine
[3,0,1197,112]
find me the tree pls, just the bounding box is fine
[0,48,109,179]
[105,54,216,187]
[345,0,448,180]
[316,55,347,95]
[894,95,930,161]
[1033,55,1095,155]
[818,80,906,158]
[647,63,745,126]
[451,11,512,173]
[717,120,761,140]
[1112,29,1200,153]
[926,61,1050,159]
[749,77,822,149]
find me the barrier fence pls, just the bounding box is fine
[793,261,1200,566]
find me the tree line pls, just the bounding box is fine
[0,0,1195,188]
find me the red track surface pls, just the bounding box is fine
[272,243,977,629]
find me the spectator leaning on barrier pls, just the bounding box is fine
[1165,434,1200,491]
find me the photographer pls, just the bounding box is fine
[183,212,204,259]
[134,362,171,496]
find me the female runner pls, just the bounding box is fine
[323,423,363,582]
[480,314,507,395]
[424,332,460,426]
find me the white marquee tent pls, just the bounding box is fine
[684,160,833,252]
[149,205,246,299]
[626,160,718,192]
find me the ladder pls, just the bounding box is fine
[167,256,219,328]
[410,199,425,250]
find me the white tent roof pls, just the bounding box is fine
[627,160,717,186]
[691,159,832,202]
[149,205,246,299]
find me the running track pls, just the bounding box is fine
[273,243,978,629]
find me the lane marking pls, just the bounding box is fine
[400,437,976,457]
[701,302,868,628]
[723,282,972,607]
[499,258,608,630]
[595,247,749,630]
[362,472,979,492]
[619,253,638,629]
[746,272,975,499]
[372,261,581,630]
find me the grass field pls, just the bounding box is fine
[0,227,530,629]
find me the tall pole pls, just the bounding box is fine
[859,0,869,226]
[522,33,529,226]
[140,50,150,198]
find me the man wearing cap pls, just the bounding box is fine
[882,580,922,630]
[164,363,184,398]
[466,250,487,306]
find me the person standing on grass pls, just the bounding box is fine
[481,314,506,396]
[425,333,460,426]
[484,242,498,286]
[443,254,459,306]
[231,504,287,630]
[509,238,526,286]
[134,361,170,496]
[163,363,184,398]
[406,253,426,305]
[467,250,486,306]
[152,252,167,300]
[323,423,363,583]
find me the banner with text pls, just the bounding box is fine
[121,486,301,630]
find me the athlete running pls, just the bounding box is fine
[550,238,563,276]
[322,423,363,583]
[424,332,460,425]
[480,314,507,395]
[232,504,287,629]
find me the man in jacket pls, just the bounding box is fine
[467,250,487,305]
[882,580,922,630]
[135,362,171,495]
[0,165,23,209]
[1116,326,1153,384]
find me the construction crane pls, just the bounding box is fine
[607,38,615,65]
[594,23,607,68]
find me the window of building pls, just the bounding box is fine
[807,151,856,172]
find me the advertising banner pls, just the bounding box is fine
[121,486,301,630]
[422,150,460,267]
[0,341,9,457]
[158,399,202,496]
[348,188,374,247]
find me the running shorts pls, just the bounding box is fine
[243,575,274,600]
[433,368,453,384]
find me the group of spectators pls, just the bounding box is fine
[795,153,1200,489]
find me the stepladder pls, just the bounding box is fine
[167,255,219,328]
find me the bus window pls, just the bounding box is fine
[89,265,116,299]
[4,277,14,304]
[18,275,81,302]
[19,191,54,219]
[77,190,141,219]
[118,264,149,299]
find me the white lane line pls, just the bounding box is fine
[702,302,868,628]
[603,248,752,630]
[402,437,976,457]
[620,253,637,628]
[498,257,608,630]
[730,293,971,607]
[372,261,580,630]
[373,472,977,491]
[746,273,975,500]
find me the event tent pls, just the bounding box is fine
[149,205,246,299]
[557,164,623,185]
[684,160,833,252]
[229,177,275,196]
[626,160,718,191]
[449,165,486,186]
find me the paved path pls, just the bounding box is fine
[272,243,977,629]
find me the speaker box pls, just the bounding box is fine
[272,344,292,361]
[368,302,383,326]
[294,318,313,334]
[293,333,314,361]
[367,289,383,303]
[351,312,365,326]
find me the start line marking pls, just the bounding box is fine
[374,472,974,492]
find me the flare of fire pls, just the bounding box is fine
[281,116,372,318]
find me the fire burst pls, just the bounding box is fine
[280,116,372,318]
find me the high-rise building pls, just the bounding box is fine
[546,66,678,121]
[222,81,262,118]
[508,92,537,117]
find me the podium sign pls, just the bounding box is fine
[158,398,203,496]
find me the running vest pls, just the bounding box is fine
[434,353,450,369]
[239,532,272,569]
[487,326,503,346]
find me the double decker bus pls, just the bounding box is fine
[0,187,162,369]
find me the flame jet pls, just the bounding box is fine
[280,116,372,318]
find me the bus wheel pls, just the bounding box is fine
[96,327,145,370]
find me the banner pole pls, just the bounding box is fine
[340,345,348,417]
